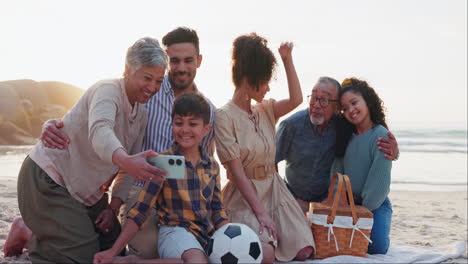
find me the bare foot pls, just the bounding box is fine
[3,217,32,257]
[111,255,143,263]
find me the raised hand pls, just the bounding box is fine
[278,42,294,62]
[272,41,302,119]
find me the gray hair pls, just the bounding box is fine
[125,37,168,74]
[317,76,341,96]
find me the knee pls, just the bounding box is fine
[182,248,208,264]
[184,257,208,264]
[262,242,275,263]
[367,238,390,254]
[262,254,275,264]
[261,242,275,264]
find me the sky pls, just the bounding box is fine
[1,0,467,128]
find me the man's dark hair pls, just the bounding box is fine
[162,27,200,54]
[172,92,210,124]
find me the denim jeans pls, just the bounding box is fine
[367,197,393,254]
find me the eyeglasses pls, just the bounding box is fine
[307,95,338,108]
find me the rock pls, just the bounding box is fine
[0,79,84,145]
[30,104,68,137]
[0,120,37,145]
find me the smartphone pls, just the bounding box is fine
[147,155,186,179]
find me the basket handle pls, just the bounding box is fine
[326,173,359,225]
[326,173,341,204]
[326,173,344,224]
[341,174,359,225]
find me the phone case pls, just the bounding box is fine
[147,155,186,179]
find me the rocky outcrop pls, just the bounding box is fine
[0,79,84,145]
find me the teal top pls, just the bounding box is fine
[331,124,392,211]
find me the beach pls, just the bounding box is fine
[1,0,466,261]
[0,138,467,263]
[1,177,467,263]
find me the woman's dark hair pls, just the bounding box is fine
[172,92,211,125]
[335,78,387,157]
[231,33,277,91]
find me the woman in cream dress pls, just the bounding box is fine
[214,33,314,263]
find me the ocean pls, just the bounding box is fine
[273,125,467,192]
[1,126,466,192]
[388,126,467,192]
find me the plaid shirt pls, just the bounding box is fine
[134,76,216,187]
[127,145,227,248]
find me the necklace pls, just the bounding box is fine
[248,112,258,133]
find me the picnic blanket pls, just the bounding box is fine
[285,242,467,263]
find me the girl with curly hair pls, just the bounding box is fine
[332,77,393,254]
[214,33,314,263]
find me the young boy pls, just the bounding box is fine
[93,93,228,264]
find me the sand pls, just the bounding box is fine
[0,177,467,263]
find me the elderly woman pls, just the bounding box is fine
[214,33,314,263]
[15,37,168,263]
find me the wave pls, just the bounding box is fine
[392,180,467,186]
[396,129,467,138]
[395,128,467,154]
[400,148,467,154]
[0,145,34,155]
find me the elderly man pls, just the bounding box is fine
[275,77,398,212]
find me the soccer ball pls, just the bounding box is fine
[207,223,263,264]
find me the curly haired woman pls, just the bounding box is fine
[214,33,314,263]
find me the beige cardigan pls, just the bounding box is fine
[30,79,147,206]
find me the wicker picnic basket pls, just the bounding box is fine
[308,173,374,259]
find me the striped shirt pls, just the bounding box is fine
[127,145,227,248]
[135,75,215,187]
[141,75,215,154]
